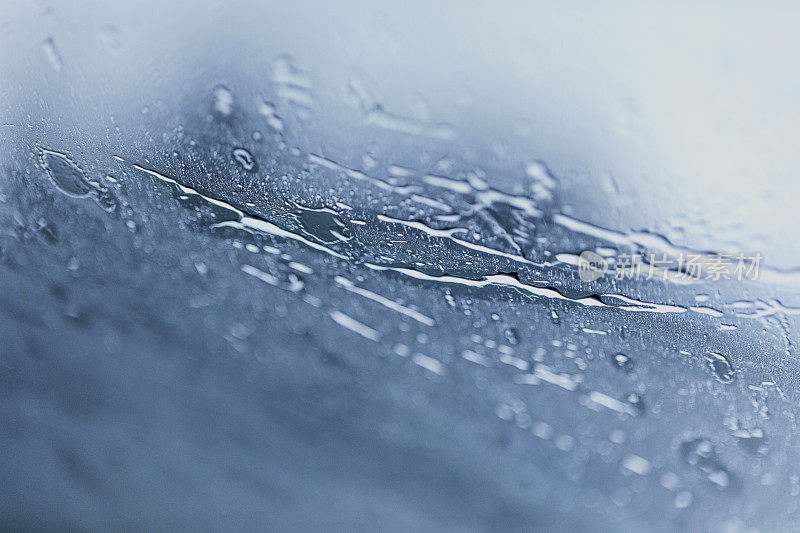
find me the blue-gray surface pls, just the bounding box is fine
[3,2,800,531]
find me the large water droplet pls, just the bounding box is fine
[705,352,736,384]
[232,147,258,172]
[41,149,94,197]
[294,205,350,244]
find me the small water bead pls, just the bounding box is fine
[625,392,645,416]
[611,352,634,373]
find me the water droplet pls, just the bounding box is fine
[674,491,693,509]
[241,264,304,293]
[329,309,380,342]
[255,97,284,131]
[625,392,645,415]
[335,276,434,326]
[95,188,122,215]
[680,437,734,489]
[611,352,634,373]
[621,454,652,476]
[504,327,520,345]
[232,147,258,172]
[704,352,736,383]
[42,37,62,72]
[733,427,768,455]
[294,205,350,244]
[412,353,444,375]
[99,24,122,53]
[525,160,557,201]
[212,84,234,117]
[272,55,314,116]
[347,75,453,139]
[41,149,94,197]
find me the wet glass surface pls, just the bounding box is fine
[3,2,800,531]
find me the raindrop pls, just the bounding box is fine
[733,427,768,455]
[625,392,645,416]
[704,352,736,384]
[294,205,350,244]
[42,37,62,72]
[680,437,734,489]
[41,149,94,197]
[99,24,122,53]
[255,97,284,131]
[504,327,520,345]
[232,147,258,172]
[524,159,557,201]
[674,491,693,509]
[611,352,634,372]
[212,84,234,117]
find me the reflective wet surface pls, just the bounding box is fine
[3,2,800,531]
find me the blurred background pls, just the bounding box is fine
[2,1,800,531]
